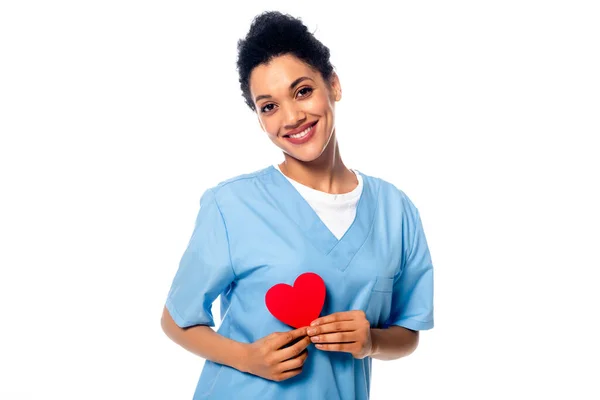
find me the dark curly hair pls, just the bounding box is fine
[236,11,335,112]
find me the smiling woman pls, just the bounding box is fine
[161,10,434,400]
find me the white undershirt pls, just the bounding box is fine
[273,164,364,240]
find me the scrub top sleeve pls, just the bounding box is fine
[388,208,434,331]
[165,188,235,328]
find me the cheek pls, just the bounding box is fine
[306,96,330,114]
[258,117,278,137]
[264,126,279,139]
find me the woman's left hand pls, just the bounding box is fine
[306,310,373,359]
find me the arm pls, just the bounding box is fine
[370,325,419,361]
[161,306,247,371]
[306,311,419,361]
[369,201,433,360]
[161,306,312,381]
[163,189,313,381]
[162,189,248,370]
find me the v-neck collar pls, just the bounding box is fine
[263,165,379,272]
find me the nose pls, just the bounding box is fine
[282,102,306,130]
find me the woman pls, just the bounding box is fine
[161,11,434,399]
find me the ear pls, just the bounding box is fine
[329,72,342,102]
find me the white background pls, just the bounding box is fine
[1,1,599,399]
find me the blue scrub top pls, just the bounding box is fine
[165,166,434,399]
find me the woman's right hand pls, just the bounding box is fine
[240,327,312,382]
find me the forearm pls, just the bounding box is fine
[369,325,419,361]
[161,307,247,371]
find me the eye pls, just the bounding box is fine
[260,103,276,114]
[296,87,313,98]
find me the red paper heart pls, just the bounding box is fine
[265,272,326,329]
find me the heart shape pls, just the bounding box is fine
[265,272,326,328]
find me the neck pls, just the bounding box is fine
[279,133,357,194]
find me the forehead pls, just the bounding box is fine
[249,54,321,97]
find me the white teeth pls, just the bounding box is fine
[289,124,313,139]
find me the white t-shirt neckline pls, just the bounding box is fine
[272,164,363,239]
[273,164,363,200]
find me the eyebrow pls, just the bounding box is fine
[254,76,314,103]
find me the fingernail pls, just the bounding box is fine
[311,336,319,342]
[307,328,316,335]
[310,321,318,327]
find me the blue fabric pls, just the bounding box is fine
[165,166,434,399]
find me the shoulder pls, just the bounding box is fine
[215,166,276,189]
[199,165,277,205]
[357,169,419,214]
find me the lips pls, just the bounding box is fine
[283,121,318,138]
[284,121,318,145]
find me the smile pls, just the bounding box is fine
[284,121,318,144]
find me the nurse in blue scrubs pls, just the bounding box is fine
[162,11,434,400]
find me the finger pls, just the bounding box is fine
[311,332,355,344]
[272,327,308,349]
[314,343,355,353]
[278,349,309,372]
[307,321,356,336]
[277,336,311,362]
[310,311,357,327]
[275,367,303,382]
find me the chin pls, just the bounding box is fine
[272,127,334,163]
[284,146,331,163]
[287,153,323,163]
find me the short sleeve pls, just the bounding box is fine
[387,205,434,331]
[165,188,236,328]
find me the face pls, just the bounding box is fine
[249,54,341,163]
